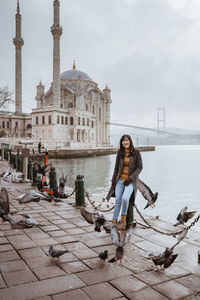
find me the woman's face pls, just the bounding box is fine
[122,137,130,149]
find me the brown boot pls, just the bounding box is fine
[118,215,126,230]
[112,219,117,224]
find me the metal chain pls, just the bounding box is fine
[134,204,200,237]
[84,190,115,212]
[65,188,75,198]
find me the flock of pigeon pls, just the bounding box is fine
[0,161,198,270]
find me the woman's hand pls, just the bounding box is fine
[123,178,132,186]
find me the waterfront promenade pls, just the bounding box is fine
[0,159,200,300]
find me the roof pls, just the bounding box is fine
[60,69,92,81]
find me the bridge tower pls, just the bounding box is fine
[157,107,165,135]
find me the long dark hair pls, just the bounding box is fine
[118,134,135,157]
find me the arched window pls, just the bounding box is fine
[82,118,85,126]
[42,116,45,125]
[2,121,5,128]
[99,107,101,121]
[92,105,95,114]
[15,121,18,128]
[61,116,64,124]
[65,117,68,125]
[48,115,51,124]
[91,121,94,128]
[68,102,73,108]
[87,118,89,126]
[57,115,60,124]
[78,117,80,125]
[85,103,88,111]
[70,117,73,125]
[7,121,9,129]
[36,116,39,125]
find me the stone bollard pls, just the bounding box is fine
[23,156,28,181]
[32,164,38,186]
[75,175,85,207]
[27,160,33,180]
[49,167,57,189]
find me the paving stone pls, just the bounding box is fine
[25,256,52,268]
[52,288,90,300]
[134,239,165,254]
[182,294,200,300]
[83,282,123,300]
[35,238,58,247]
[49,230,67,237]
[176,274,200,292]
[26,232,50,241]
[66,228,86,235]
[2,268,37,286]
[0,237,8,244]
[3,229,23,236]
[35,297,52,300]
[72,248,98,260]
[7,234,37,249]
[83,235,112,248]
[77,265,132,285]
[0,275,85,300]
[110,275,147,294]
[58,223,77,229]
[120,253,154,273]
[55,235,77,244]
[51,219,68,225]
[164,265,192,279]
[32,265,66,280]
[154,280,193,299]
[0,260,28,273]
[135,270,170,285]
[0,274,6,289]
[83,257,107,269]
[0,244,14,252]
[60,260,90,274]
[128,286,169,300]
[19,247,46,259]
[42,225,60,232]
[62,241,88,252]
[0,250,20,262]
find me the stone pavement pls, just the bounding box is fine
[0,160,200,300]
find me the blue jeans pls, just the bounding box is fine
[113,179,134,220]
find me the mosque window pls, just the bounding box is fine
[91,121,94,128]
[48,115,51,124]
[42,116,45,125]
[87,118,89,126]
[65,117,68,125]
[15,121,18,128]
[68,102,73,108]
[99,107,101,121]
[2,121,5,129]
[61,116,64,124]
[70,117,73,125]
[36,116,39,125]
[86,104,88,111]
[92,105,95,114]
[78,117,80,125]
[7,121,9,129]
[57,115,60,124]
[83,118,85,126]
[74,95,76,107]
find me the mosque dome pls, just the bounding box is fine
[60,61,92,81]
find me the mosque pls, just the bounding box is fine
[0,0,112,150]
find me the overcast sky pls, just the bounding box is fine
[1,0,200,130]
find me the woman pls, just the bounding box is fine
[106,134,143,229]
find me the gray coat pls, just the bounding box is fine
[106,149,143,205]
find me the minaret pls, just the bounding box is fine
[13,0,24,114]
[51,0,62,107]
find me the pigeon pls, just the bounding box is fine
[80,207,106,232]
[34,162,51,177]
[99,249,108,265]
[58,169,72,197]
[174,206,196,226]
[11,214,44,229]
[108,224,133,263]
[136,178,158,209]
[149,247,178,270]
[16,190,52,204]
[48,245,69,260]
[0,166,12,182]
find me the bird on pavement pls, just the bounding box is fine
[11,214,44,229]
[173,206,196,226]
[16,190,52,204]
[48,245,69,260]
[135,178,158,209]
[99,249,108,265]
[80,207,106,232]
[58,169,72,197]
[0,166,12,182]
[108,224,133,263]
